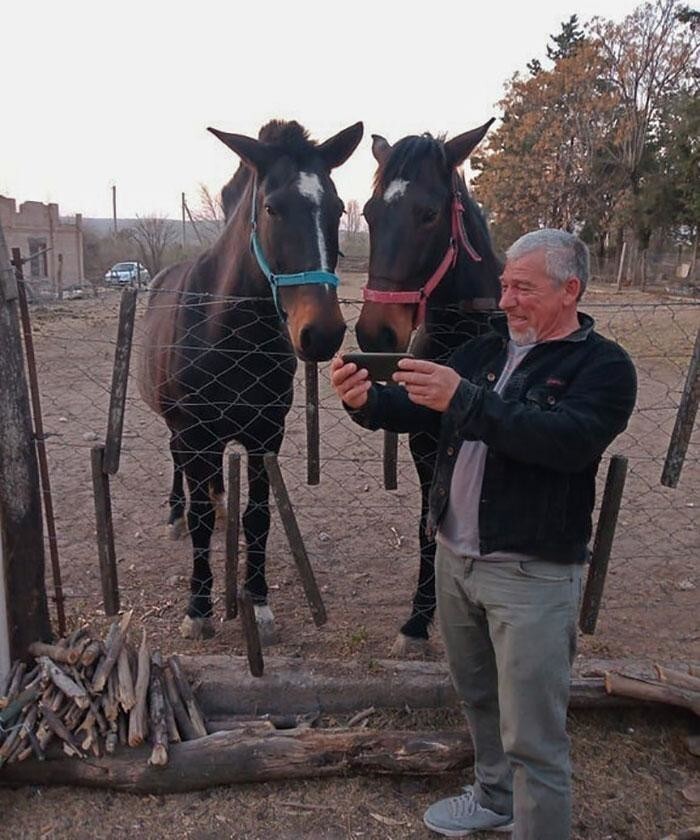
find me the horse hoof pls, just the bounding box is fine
[390,633,429,658]
[180,615,215,640]
[253,605,278,646]
[168,517,187,541]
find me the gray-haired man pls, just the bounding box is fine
[331,229,637,839]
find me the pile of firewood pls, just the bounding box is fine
[0,611,207,768]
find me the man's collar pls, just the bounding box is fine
[489,312,594,343]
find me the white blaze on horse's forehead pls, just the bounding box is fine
[297,172,324,206]
[297,172,329,271]
[384,179,409,204]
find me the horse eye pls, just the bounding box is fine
[422,209,438,225]
[265,204,277,217]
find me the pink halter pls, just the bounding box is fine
[362,191,482,328]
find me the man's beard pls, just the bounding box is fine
[508,325,538,346]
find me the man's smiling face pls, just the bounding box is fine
[499,249,581,345]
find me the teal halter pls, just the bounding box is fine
[249,176,340,320]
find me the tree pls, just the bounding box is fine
[590,0,699,260]
[127,215,177,277]
[191,184,225,245]
[547,14,585,60]
[471,41,622,252]
[345,199,362,235]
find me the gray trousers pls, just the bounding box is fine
[435,543,583,840]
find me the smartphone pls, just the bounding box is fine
[342,352,414,382]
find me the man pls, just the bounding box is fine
[331,229,637,839]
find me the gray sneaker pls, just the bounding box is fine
[423,785,513,837]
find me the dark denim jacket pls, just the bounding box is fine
[347,313,637,564]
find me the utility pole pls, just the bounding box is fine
[112,185,118,237]
[181,192,187,248]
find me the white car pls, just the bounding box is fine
[104,261,150,286]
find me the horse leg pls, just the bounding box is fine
[392,429,438,657]
[180,445,222,640]
[167,432,187,540]
[242,449,278,645]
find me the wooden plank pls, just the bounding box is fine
[383,431,398,491]
[104,286,138,475]
[580,455,628,634]
[263,454,326,627]
[90,445,120,616]
[224,453,241,620]
[237,590,264,678]
[13,251,66,636]
[0,223,52,659]
[305,362,320,485]
[661,327,700,488]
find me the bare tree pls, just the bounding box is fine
[345,199,362,235]
[127,215,177,277]
[191,184,225,245]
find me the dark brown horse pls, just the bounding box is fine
[356,122,502,655]
[139,119,363,641]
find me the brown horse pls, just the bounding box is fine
[139,119,363,641]
[356,122,502,654]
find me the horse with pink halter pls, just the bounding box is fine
[356,121,502,654]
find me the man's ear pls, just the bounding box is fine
[564,276,582,302]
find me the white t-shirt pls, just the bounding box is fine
[437,340,538,560]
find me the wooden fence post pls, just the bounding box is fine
[580,455,628,634]
[12,250,67,636]
[616,242,627,292]
[104,287,138,475]
[225,453,241,620]
[0,223,52,658]
[383,431,398,491]
[263,454,326,627]
[661,328,700,489]
[305,363,320,486]
[91,444,120,616]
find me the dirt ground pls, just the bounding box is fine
[3,274,698,837]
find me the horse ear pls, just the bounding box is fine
[371,134,392,166]
[207,127,274,173]
[317,122,364,170]
[444,119,495,169]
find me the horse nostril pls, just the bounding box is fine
[300,326,314,355]
[299,323,345,362]
[378,326,398,352]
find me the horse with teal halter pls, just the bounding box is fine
[139,119,363,642]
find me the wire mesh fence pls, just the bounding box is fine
[23,277,699,662]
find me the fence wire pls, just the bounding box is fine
[24,282,699,662]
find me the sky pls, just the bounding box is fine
[2,0,643,220]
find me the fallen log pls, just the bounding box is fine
[0,727,474,793]
[180,655,698,718]
[605,672,700,716]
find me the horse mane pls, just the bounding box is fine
[373,133,449,191]
[220,120,319,220]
